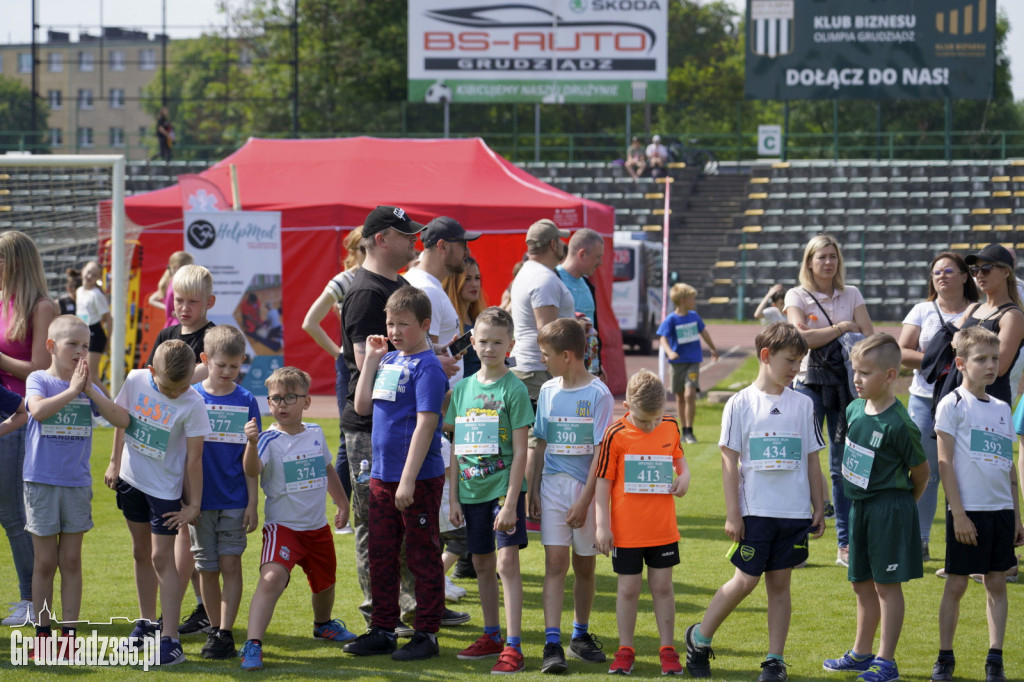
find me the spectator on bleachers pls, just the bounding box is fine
[784,234,874,570]
[645,135,669,178]
[624,137,646,181]
[897,252,977,562]
[753,284,786,324]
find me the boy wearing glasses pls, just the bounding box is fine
[238,366,350,671]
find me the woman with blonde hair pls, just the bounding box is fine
[0,231,59,625]
[443,255,486,377]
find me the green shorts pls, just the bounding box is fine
[848,490,923,584]
[670,362,700,394]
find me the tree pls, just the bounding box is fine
[0,76,49,153]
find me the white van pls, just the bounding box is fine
[612,236,663,351]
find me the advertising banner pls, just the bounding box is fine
[408,0,668,103]
[184,211,283,398]
[745,0,995,100]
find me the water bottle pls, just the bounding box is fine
[357,459,370,485]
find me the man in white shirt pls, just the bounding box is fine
[645,134,669,176]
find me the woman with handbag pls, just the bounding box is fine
[785,234,874,568]
[898,252,977,561]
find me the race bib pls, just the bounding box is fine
[969,428,1013,471]
[372,364,403,402]
[204,404,249,444]
[841,437,875,490]
[455,415,499,456]
[125,415,171,461]
[748,431,802,471]
[624,454,673,494]
[40,398,92,438]
[282,451,327,493]
[675,322,699,344]
[547,416,594,455]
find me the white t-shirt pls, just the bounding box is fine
[258,422,333,531]
[404,267,463,385]
[719,385,825,519]
[761,307,785,325]
[509,260,576,372]
[76,286,109,327]
[645,143,668,160]
[115,369,211,500]
[902,300,964,398]
[934,387,1015,511]
[783,285,866,384]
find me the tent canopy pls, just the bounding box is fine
[125,136,625,394]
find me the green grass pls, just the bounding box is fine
[0,414,1019,680]
[710,355,761,392]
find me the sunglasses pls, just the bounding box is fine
[968,263,1002,275]
[931,267,960,277]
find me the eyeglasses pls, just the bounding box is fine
[932,267,959,277]
[968,264,1001,275]
[267,393,306,406]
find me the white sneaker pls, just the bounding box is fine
[334,524,354,535]
[445,576,466,602]
[2,600,34,626]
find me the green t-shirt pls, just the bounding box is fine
[841,399,925,501]
[444,371,534,503]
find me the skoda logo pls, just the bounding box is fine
[569,0,587,12]
[187,220,216,249]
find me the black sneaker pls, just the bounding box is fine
[931,655,955,681]
[985,657,1006,682]
[569,632,606,663]
[178,603,211,635]
[440,608,471,626]
[541,642,568,674]
[392,631,439,661]
[395,621,415,638]
[758,659,788,682]
[201,629,236,659]
[684,623,714,678]
[452,555,477,579]
[342,626,397,656]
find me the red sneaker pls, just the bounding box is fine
[491,646,525,674]
[457,633,504,660]
[29,632,54,662]
[661,646,684,675]
[609,647,635,675]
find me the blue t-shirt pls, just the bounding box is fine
[24,371,100,487]
[556,265,596,322]
[534,376,615,484]
[371,349,447,482]
[0,383,22,418]
[193,382,262,510]
[657,310,706,363]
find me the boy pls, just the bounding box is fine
[822,333,929,682]
[656,282,719,444]
[595,369,690,676]
[239,366,351,671]
[346,286,449,662]
[190,325,267,659]
[24,316,129,647]
[684,322,825,682]
[935,326,1023,682]
[446,306,534,674]
[527,318,614,674]
[103,339,211,665]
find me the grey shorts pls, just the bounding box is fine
[24,482,93,536]
[440,526,468,558]
[670,362,700,394]
[189,508,248,571]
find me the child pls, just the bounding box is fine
[239,366,351,671]
[527,318,614,673]
[445,306,534,674]
[23,316,126,646]
[657,282,719,444]
[103,339,211,665]
[190,325,266,659]
[148,250,194,329]
[822,333,929,682]
[754,284,786,325]
[345,286,449,662]
[934,326,1023,682]
[684,322,825,681]
[75,261,111,388]
[595,369,690,676]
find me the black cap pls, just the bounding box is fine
[363,205,425,238]
[965,243,1014,268]
[421,216,482,248]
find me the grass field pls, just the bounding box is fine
[0,402,1020,680]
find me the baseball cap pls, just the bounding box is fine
[652,134,662,143]
[965,243,1014,268]
[362,205,425,238]
[525,219,570,246]
[421,216,482,248]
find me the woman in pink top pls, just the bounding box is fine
[0,231,58,625]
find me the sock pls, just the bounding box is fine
[988,648,1003,660]
[939,649,954,659]
[660,645,677,653]
[693,624,712,647]
[545,628,561,645]
[219,629,232,638]
[850,651,872,661]
[767,653,784,663]
[314,620,331,628]
[249,638,262,646]
[196,597,203,606]
[484,625,502,643]
[507,636,522,653]
[571,622,588,639]
[618,646,635,653]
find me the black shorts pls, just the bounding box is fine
[88,323,107,353]
[611,542,680,575]
[732,516,812,576]
[944,508,1017,576]
[462,492,528,555]
[115,479,181,536]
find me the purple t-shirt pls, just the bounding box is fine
[24,370,100,487]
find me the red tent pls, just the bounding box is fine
[123,136,625,394]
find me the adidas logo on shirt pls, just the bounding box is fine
[770,407,782,415]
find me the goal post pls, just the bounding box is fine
[0,153,128,396]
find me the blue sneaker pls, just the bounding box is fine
[119,619,159,653]
[153,636,185,666]
[857,658,899,682]
[313,619,358,643]
[240,639,263,671]
[823,651,875,673]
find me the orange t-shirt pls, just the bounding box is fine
[595,414,684,548]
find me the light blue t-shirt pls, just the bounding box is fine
[193,382,262,510]
[534,376,615,484]
[24,370,100,487]
[556,265,596,322]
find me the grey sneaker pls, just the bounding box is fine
[569,631,606,663]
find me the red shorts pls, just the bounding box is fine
[260,523,336,593]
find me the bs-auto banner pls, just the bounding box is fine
[745,0,995,100]
[408,0,668,103]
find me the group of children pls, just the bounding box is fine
[10,256,1022,680]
